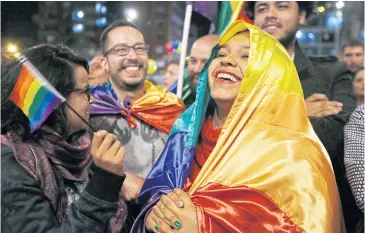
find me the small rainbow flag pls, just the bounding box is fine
[10,57,66,132]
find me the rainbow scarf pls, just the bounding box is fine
[9,57,65,132]
[132,20,345,233]
[90,80,185,134]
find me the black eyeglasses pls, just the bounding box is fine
[104,43,149,56]
[69,85,93,101]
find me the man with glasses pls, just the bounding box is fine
[89,20,185,231]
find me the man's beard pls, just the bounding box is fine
[123,81,144,91]
[278,27,298,49]
[111,73,145,92]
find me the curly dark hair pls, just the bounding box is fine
[1,44,89,141]
[244,1,316,21]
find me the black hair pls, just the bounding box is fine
[1,44,89,141]
[100,19,140,54]
[244,1,316,21]
[342,40,365,52]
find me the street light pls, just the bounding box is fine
[317,6,325,13]
[5,43,21,58]
[336,1,344,9]
[296,30,303,39]
[77,11,84,19]
[125,8,137,21]
[6,43,18,54]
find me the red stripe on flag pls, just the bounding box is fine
[188,182,303,233]
[10,66,36,109]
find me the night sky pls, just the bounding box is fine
[1,1,38,37]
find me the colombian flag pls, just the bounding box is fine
[10,57,65,132]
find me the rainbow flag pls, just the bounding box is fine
[216,1,253,36]
[216,1,244,35]
[131,20,344,233]
[10,57,65,132]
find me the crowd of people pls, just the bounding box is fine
[1,1,364,233]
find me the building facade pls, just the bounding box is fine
[33,1,109,60]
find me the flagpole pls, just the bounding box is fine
[176,3,193,98]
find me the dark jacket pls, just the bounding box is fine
[1,145,126,233]
[294,43,361,233]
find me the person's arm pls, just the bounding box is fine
[1,145,126,233]
[344,105,365,212]
[309,71,356,158]
[122,171,145,201]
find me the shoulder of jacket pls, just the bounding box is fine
[308,55,351,78]
[308,55,339,63]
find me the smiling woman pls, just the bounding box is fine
[131,20,345,233]
[208,30,250,120]
[1,44,128,233]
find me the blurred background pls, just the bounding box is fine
[1,1,364,84]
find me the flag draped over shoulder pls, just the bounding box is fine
[10,57,65,132]
[131,20,345,233]
[89,80,185,134]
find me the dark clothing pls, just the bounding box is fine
[1,145,126,233]
[294,43,361,233]
[294,43,357,153]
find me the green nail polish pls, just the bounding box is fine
[174,220,181,228]
[154,225,160,231]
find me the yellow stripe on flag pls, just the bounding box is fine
[230,1,244,22]
[23,80,42,116]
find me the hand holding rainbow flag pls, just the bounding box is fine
[9,56,95,133]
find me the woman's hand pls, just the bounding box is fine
[146,189,199,233]
[90,130,125,176]
[146,207,176,233]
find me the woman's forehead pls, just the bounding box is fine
[221,32,250,49]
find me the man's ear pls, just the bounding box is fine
[299,11,307,25]
[100,56,109,72]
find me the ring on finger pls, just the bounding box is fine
[176,201,184,208]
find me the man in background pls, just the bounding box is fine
[163,60,179,92]
[341,40,364,74]
[89,20,184,232]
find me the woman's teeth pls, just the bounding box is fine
[217,73,238,82]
